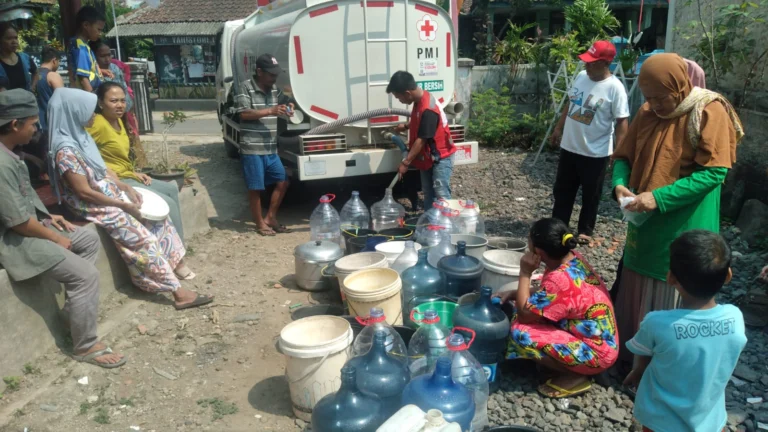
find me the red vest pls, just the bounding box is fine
[408,90,455,170]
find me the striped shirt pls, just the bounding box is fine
[235,80,288,155]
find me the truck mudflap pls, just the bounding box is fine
[279,141,479,181]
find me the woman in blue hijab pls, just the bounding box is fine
[48,88,212,310]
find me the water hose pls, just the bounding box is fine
[305,108,411,135]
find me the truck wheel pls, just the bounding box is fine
[224,140,240,159]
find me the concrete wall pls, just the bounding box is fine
[0,188,209,378]
[670,0,768,111]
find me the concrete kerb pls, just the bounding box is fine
[0,186,209,385]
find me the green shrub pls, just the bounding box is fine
[468,87,553,149]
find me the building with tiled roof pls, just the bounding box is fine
[107,0,258,93]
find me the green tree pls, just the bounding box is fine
[564,0,619,46]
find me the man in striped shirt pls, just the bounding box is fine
[235,54,294,236]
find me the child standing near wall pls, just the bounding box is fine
[624,230,747,432]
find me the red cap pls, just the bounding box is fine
[578,41,616,63]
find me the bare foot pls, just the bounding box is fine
[75,342,124,366]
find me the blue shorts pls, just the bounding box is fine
[241,154,287,191]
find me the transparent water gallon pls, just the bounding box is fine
[371,188,406,232]
[341,191,371,231]
[407,310,450,377]
[391,241,419,275]
[310,194,342,246]
[457,200,486,237]
[417,225,446,248]
[351,307,408,366]
[428,230,456,268]
[436,207,460,235]
[415,200,449,240]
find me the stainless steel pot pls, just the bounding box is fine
[294,240,344,291]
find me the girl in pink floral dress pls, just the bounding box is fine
[47,88,212,310]
[498,218,618,398]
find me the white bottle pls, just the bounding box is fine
[377,405,462,432]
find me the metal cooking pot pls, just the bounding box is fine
[294,240,343,291]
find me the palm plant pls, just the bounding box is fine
[565,0,620,46]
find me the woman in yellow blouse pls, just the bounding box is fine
[87,83,188,267]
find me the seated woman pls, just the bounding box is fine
[499,218,618,398]
[47,87,211,310]
[87,82,191,279]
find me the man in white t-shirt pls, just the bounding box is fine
[550,40,629,243]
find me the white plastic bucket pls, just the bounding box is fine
[278,315,354,421]
[334,252,389,303]
[375,241,424,266]
[481,250,523,293]
[342,268,403,325]
[450,234,489,260]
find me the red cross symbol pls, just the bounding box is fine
[417,15,437,41]
[420,18,435,37]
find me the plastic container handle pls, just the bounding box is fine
[409,309,439,324]
[320,193,336,203]
[449,327,477,349]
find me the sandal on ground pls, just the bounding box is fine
[174,265,196,281]
[270,224,293,234]
[538,378,592,399]
[577,234,593,245]
[71,347,126,369]
[174,293,214,310]
[257,227,276,236]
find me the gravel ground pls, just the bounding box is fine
[450,149,768,432]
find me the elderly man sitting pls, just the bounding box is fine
[0,89,125,368]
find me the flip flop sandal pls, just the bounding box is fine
[174,293,214,310]
[537,379,592,399]
[175,266,196,281]
[71,347,127,369]
[257,228,276,237]
[577,235,593,245]
[271,225,293,234]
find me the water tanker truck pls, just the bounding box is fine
[217,0,478,182]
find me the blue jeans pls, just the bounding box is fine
[420,154,454,210]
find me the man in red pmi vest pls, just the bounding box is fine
[387,71,456,210]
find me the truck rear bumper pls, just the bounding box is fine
[279,142,479,181]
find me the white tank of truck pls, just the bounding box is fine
[219,0,478,181]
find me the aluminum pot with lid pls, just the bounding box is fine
[294,240,344,291]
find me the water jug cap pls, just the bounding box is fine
[432,199,448,209]
[440,208,460,217]
[319,194,336,203]
[351,191,360,196]
[404,240,415,248]
[410,309,440,325]
[457,241,467,254]
[447,327,476,351]
[480,286,493,297]
[459,199,476,209]
[426,225,445,231]
[355,308,386,325]
[492,296,502,305]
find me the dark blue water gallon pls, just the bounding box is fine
[311,365,385,432]
[401,357,475,431]
[347,330,411,418]
[452,286,510,393]
[437,241,483,300]
[401,249,446,328]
